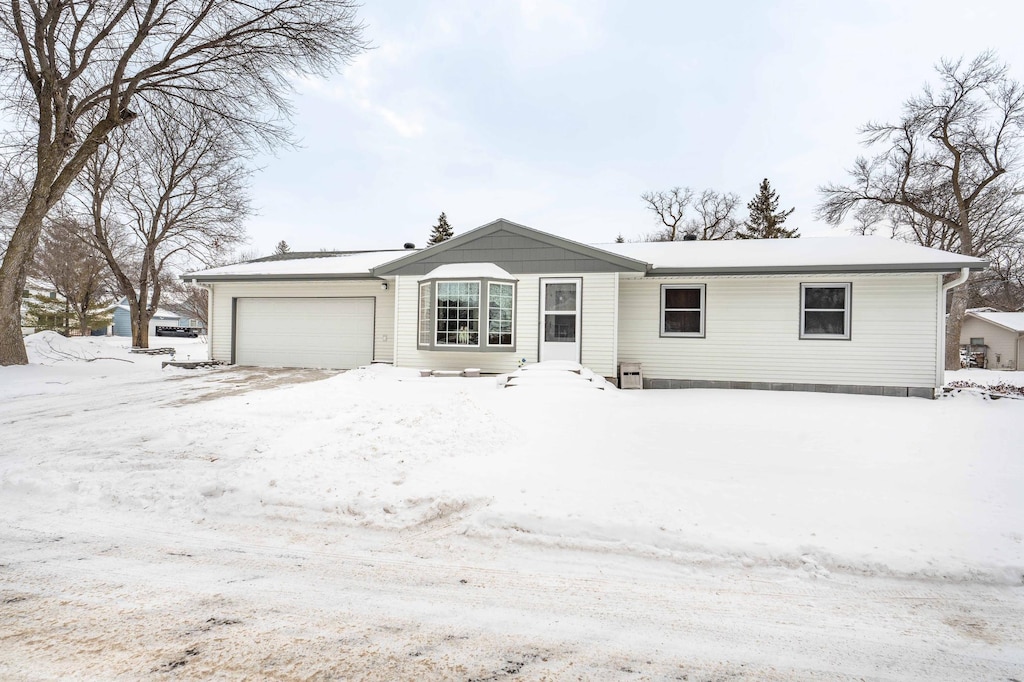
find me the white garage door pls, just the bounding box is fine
[235,297,374,369]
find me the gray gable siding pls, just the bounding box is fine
[384,229,630,276]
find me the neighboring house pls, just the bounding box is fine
[110,298,203,338]
[183,218,987,398]
[959,310,1024,371]
[20,278,63,335]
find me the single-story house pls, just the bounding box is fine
[183,218,987,398]
[959,310,1024,371]
[110,298,204,338]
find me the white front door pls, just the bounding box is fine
[539,278,582,363]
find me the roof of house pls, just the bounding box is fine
[599,237,985,274]
[183,250,407,281]
[423,263,517,280]
[112,303,182,320]
[966,310,1024,333]
[182,224,987,281]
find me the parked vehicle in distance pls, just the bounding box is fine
[155,326,200,338]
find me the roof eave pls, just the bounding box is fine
[965,312,1024,334]
[181,273,386,283]
[646,261,988,276]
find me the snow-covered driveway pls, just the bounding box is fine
[1,334,1022,679]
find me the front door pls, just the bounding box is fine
[539,278,581,363]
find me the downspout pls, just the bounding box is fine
[191,279,214,361]
[937,267,971,387]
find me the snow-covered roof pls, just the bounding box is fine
[112,303,181,320]
[422,263,517,280]
[967,311,1024,333]
[599,237,986,273]
[183,250,413,281]
[183,233,986,281]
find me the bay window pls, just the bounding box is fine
[417,277,517,351]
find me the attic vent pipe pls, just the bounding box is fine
[404,242,415,249]
[682,234,698,241]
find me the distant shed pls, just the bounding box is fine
[960,311,1024,371]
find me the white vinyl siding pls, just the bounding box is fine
[208,280,395,365]
[960,317,1020,370]
[394,272,618,377]
[618,273,942,388]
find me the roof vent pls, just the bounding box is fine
[682,234,698,242]
[404,242,415,249]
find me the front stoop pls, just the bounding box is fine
[498,362,609,390]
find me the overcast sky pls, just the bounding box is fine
[243,0,1024,255]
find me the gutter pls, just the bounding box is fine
[937,267,971,387]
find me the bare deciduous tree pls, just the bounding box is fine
[31,216,112,336]
[166,278,209,329]
[641,187,693,241]
[0,0,367,364]
[77,108,251,348]
[817,52,1024,368]
[641,187,739,241]
[689,189,741,240]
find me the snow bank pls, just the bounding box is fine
[2,338,1022,586]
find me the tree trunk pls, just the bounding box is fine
[944,275,971,371]
[77,302,90,338]
[0,198,52,365]
[131,303,151,348]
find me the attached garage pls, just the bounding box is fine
[234,297,375,369]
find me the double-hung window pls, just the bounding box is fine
[487,282,514,346]
[800,283,851,339]
[661,284,705,337]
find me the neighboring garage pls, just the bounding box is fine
[234,297,375,369]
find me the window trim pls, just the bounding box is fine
[800,282,852,340]
[417,281,432,347]
[660,284,706,338]
[416,276,518,352]
[486,281,516,348]
[434,280,482,348]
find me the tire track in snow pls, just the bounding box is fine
[2,519,1022,680]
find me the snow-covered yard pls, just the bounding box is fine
[2,333,1023,680]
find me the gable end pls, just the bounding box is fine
[373,219,648,276]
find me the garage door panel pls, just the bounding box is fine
[235,297,374,369]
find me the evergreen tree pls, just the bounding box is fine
[274,240,291,255]
[23,292,112,336]
[23,293,70,334]
[427,212,455,246]
[615,233,625,243]
[736,179,799,239]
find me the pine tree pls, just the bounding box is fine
[274,240,291,255]
[615,233,625,243]
[736,179,799,239]
[23,293,70,334]
[427,212,454,246]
